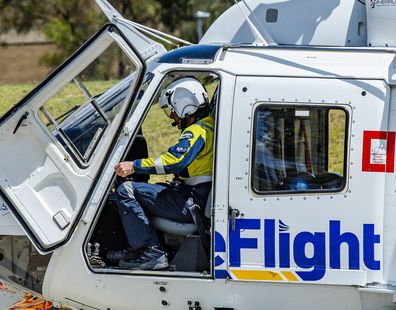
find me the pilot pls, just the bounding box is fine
[109,77,214,270]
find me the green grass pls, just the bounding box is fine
[0,83,36,116]
[0,81,118,118]
[142,102,181,184]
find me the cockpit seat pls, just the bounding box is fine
[152,189,212,236]
[152,189,212,272]
[152,218,197,236]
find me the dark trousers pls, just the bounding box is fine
[116,181,211,250]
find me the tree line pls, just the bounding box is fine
[0,0,232,68]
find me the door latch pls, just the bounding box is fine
[229,208,240,231]
[13,111,29,134]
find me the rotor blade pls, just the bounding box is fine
[129,21,192,46]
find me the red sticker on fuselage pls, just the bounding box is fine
[362,131,395,173]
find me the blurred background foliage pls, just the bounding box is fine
[0,0,233,71]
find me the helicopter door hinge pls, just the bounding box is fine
[123,126,131,136]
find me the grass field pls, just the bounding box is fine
[0,83,37,115]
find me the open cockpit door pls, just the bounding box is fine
[0,23,148,253]
[95,0,167,61]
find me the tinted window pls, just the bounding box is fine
[252,105,348,194]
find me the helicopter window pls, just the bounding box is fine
[266,9,278,23]
[38,42,137,167]
[251,105,348,194]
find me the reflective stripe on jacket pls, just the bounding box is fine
[134,116,214,183]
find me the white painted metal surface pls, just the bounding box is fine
[0,200,24,236]
[365,0,396,47]
[229,76,387,285]
[201,0,367,47]
[0,289,25,309]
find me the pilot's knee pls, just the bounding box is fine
[116,181,134,199]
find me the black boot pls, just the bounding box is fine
[106,248,137,265]
[119,245,168,270]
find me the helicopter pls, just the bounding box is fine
[0,0,396,309]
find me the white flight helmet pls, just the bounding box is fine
[159,77,208,119]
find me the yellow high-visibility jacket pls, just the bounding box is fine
[134,116,214,185]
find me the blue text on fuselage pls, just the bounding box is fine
[229,219,380,281]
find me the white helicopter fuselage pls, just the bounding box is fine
[43,47,396,310]
[1,0,396,309]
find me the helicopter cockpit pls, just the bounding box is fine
[85,70,220,274]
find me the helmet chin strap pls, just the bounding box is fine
[171,114,193,130]
[170,113,182,128]
[171,119,179,127]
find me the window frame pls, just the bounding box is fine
[250,102,350,196]
[39,88,110,166]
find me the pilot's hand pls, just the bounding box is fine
[115,161,135,178]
